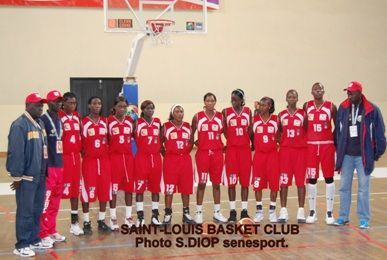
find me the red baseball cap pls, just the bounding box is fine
[25,93,47,104]
[344,81,363,92]
[46,90,63,101]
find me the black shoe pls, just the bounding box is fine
[71,213,79,225]
[97,220,111,232]
[83,221,92,235]
[182,214,195,224]
[240,209,250,219]
[137,211,145,227]
[163,208,172,226]
[151,209,162,225]
[228,209,237,223]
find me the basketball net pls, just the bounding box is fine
[146,19,175,45]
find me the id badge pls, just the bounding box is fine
[56,140,63,154]
[349,125,358,138]
[43,145,48,159]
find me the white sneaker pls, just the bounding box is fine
[325,212,335,225]
[70,223,84,236]
[136,217,145,227]
[195,211,203,224]
[297,208,306,223]
[125,217,135,227]
[13,247,35,257]
[30,238,53,250]
[269,211,277,223]
[278,207,288,223]
[306,210,318,224]
[109,218,120,231]
[253,211,264,223]
[213,211,228,223]
[50,233,66,242]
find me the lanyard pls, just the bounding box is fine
[45,112,62,140]
[24,112,46,146]
[351,104,360,126]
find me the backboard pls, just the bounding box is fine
[103,0,219,34]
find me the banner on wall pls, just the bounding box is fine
[0,0,219,9]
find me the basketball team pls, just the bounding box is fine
[6,81,386,257]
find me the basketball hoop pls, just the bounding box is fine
[146,19,175,45]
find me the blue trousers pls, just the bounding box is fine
[15,176,45,249]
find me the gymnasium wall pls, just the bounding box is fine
[1,0,386,152]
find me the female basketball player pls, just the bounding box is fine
[81,96,111,234]
[161,104,194,225]
[134,100,162,227]
[192,93,227,224]
[252,97,279,223]
[222,89,252,222]
[108,96,135,230]
[278,90,307,223]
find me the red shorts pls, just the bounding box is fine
[306,143,335,180]
[135,153,162,193]
[225,146,252,188]
[110,153,135,194]
[62,152,81,199]
[252,150,280,191]
[81,157,112,203]
[163,154,193,195]
[195,149,223,185]
[279,147,307,187]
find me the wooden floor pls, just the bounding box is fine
[0,156,386,259]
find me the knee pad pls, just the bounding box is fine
[308,179,317,185]
[325,177,334,184]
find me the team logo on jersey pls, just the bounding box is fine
[182,133,189,139]
[257,126,263,133]
[201,124,208,131]
[123,127,130,134]
[241,119,248,126]
[141,129,148,136]
[99,128,107,135]
[282,119,288,126]
[230,119,237,127]
[87,128,95,136]
[308,114,314,121]
[153,129,159,136]
[112,127,119,135]
[63,123,71,131]
[319,114,327,121]
[294,119,301,127]
[74,123,80,130]
[268,126,275,133]
[170,132,178,140]
[212,124,219,131]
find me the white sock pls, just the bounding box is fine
[83,212,90,222]
[136,202,143,212]
[71,210,78,215]
[110,208,117,219]
[326,183,335,212]
[241,201,248,210]
[229,201,236,210]
[214,204,221,212]
[99,211,106,221]
[196,205,203,213]
[256,201,263,206]
[308,183,317,212]
[151,201,159,210]
[126,206,133,218]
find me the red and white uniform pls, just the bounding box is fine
[135,117,162,193]
[252,114,280,191]
[58,110,82,199]
[163,121,193,195]
[278,109,307,187]
[224,107,252,188]
[195,111,224,185]
[81,117,111,203]
[305,100,335,179]
[108,115,134,194]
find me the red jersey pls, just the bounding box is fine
[305,100,334,142]
[82,116,109,158]
[163,121,191,155]
[195,111,223,150]
[253,114,279,152]
[278,108,307,148]
[136,117,161,154]
[58,110,82,154]
[224,106,251,147]
[108,115,133,154]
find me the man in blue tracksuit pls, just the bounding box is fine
[334,81,386,229]
[6,93,51,257]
